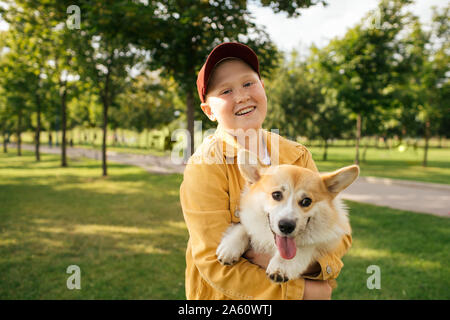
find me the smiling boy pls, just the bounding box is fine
[180,42,352,300]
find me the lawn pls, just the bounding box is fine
[0,152,449,299]
[308,144,450,185]
[0,151,186,299]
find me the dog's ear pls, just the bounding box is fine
[237,149,262,184]
[322,165,359,195]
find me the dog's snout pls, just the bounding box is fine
[278,219,296,235]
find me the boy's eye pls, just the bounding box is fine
[243,82,253,87]
[221,89,231,95]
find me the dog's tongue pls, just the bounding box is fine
[275,235,297,260]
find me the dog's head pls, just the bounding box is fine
[237,149,359,260]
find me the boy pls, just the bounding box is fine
[180,42,351,300]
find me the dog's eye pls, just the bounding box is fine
[272,191,283,201]
[299,197,312,207]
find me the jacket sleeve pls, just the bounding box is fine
[297,147,353,281]
[180,156,305,300]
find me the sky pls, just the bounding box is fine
[248,0,448,52]
[0,0,447,50]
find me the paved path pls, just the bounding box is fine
[13,144,450,218]
[17,143,184,174]
[341,176,449,218]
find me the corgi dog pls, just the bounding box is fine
[216,149,359,282]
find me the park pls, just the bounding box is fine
[0,0,449,300]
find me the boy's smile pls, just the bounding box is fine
[201,59,267,132]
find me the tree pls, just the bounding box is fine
[113,72,179,134]
[264,50,320,140]
[307,45,353,160]
[3,0,82,165]
[419,5,449,166]
[130,0,326,157]
[321,0,414,164]
[0,25,37,157]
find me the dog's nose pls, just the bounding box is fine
[278,219,296,235]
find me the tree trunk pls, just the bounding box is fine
[362,139,368,163]
[48,131,53,147]
[186,89,195,158]
[355,113,361,165]
[422,120,430,167]
[35,94,41,161]
[2,131,7,153]
[322,138,328,161]
[17,108,22,156]
[61,85,68,167]
[102,97,109,177]
[101,68,111,177]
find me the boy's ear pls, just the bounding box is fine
[200,102,216,121]
[322,165,360,196]
[237,149,262,184]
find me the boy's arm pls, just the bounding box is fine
[181,158,305,300]
[298,147,353,281]
[302,234,352,281]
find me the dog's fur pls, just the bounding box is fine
[216,149,359,282]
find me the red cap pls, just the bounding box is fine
[196,42,260,103]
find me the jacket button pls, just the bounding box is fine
[234,210,240,218]
[326,265,332,274]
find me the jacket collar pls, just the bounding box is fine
[214,125,304,165]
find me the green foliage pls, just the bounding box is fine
[0,0,448,166]
[113,72,180,132]
[259,0,327,17]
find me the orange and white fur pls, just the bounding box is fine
[216,149,359,282]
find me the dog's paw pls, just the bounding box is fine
[266,270,289,283]
[266,260,289,283]
[216,242,241,266]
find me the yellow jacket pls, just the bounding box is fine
[180,127,352,300]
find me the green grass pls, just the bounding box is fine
[334,201,450,300]
[0,152,449,299]
[308,145,450,185]
[0,151,186,299]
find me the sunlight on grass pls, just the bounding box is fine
[117,243,169,255]
[37,222,187,237]
[347,247,441,269]
[0,239,18,246]
[347,247,393,259]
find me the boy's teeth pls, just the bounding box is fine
[236,106,255,115]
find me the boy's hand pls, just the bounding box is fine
[303,279,333,300]
[243,248,271,269]
[301,261,321,277]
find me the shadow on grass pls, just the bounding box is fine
[0,153,187,299]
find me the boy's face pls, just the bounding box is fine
[201,59,267,133]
